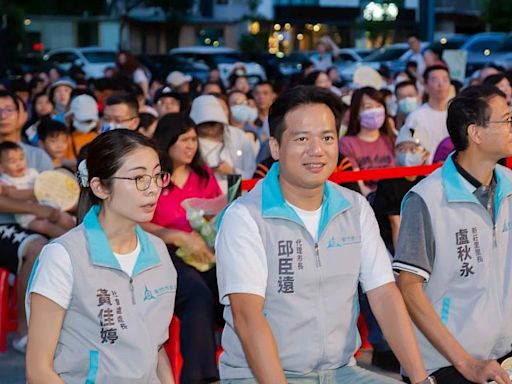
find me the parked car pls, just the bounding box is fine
[488,33,512,70]
[137,54,210,82]
[332,48,374,74]
[249,51,310,80]
[169,46,266,87]
[430,34,468,53]
[458,32,507,75]
[43,47,117,79]
[339,43,422,82]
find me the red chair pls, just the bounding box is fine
[354,312,372,358]
[0,267,18,352]
[165,315,223,383]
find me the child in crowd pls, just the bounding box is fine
[38,119,76,171]
[0,141,75,238]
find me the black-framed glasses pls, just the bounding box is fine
[102,115,137,124]
[0,108,17,116]
[110,171,171,191]
[489,116,512,127]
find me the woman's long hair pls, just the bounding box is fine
[76,129,159,223]
[346,87,395,139]
[152,113,209,187]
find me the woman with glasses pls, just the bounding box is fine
[143,113,222,384]
[26,130,177,383]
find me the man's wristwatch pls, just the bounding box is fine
[416,376,437,384]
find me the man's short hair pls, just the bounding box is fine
[408,32,421,40]
[268,86,342,144]
[0,90,20,111]
[406,60,418,69]
[254,80,274,92]
[38,119,69,141]
[423,65,450,83]
[483,73,509,87]
[395,80,418,96]
[447,85,506,152]
[105,92,139,115]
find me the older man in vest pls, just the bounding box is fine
[395,85,512,384]
[216,86,433,384]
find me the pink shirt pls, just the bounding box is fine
[339,134,396,171]
[339,134,396,191]
[152,167,222,233]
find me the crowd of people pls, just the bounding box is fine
[0,33,512,383]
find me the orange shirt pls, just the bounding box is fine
[64,131,98,160]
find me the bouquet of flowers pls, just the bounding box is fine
[176,178,241,271]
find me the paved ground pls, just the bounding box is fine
[0,337,401,383]
[0,335,26,384]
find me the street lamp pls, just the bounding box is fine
[363,2,399,22]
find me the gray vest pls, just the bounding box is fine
[50,214,176,383]
[409,159,512,373]
[220,163,366,379]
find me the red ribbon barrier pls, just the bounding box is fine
[241,163,442,191]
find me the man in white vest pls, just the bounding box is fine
[216,86,433,383]
[394,84,512,384]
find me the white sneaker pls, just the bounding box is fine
[12,335,27,354]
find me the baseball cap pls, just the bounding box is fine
[396,124,428,147]
[166,71,192,88]
[48,78,76,92]
[66,94,99,122]
[154,86,181,104]
[189,95,228,125]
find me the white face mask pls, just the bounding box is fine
[198,137,223,168]
[398,97,419,114]
[100,122,123,133]
[385,99,398,117]
[396,151,424,166]
[73,120,97,133]
[231,104,258,124]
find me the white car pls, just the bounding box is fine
[332,48,374,74]
[43,47,117,79]
[169,46,266,87]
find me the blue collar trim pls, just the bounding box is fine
[261,163,352,239]
[83,206,160,276]
[442,154,480,204]
[442,154,512,218]
[494,164,512,219]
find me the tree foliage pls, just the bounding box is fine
[480,0,512,32]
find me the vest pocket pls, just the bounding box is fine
[85,350,100,384]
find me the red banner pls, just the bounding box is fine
[241,163,442,191]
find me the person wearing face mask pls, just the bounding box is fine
[190,95,255,194]
[372,126,429,253]
[64,94,99,160]
[382,88,398,118]
[395,80,421,130]
[339,86,396,195]
[361,126,429,373]
[74,93,140,165]
[228,90,260,156]
[228,91,258,129]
